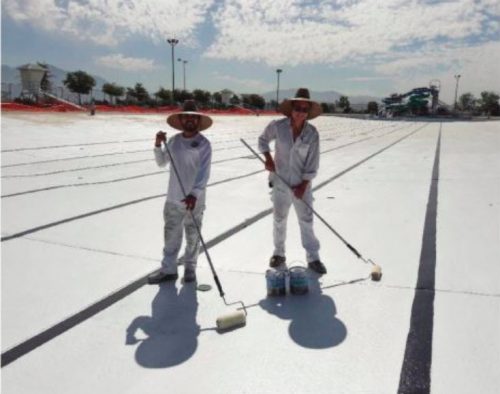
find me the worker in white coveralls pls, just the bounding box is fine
[148,100,212,284]
[258,88,327,275]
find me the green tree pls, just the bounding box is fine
[132,83,149,103]
[479,91,500,117]
[154,88,172,105]
[213,92,222,104]
[248,94,265,109]
[102,83,124,105]
[230,94,240,105]
[321,102,330,113]
[339,96,351,113]
[458,93,476,112]
[63,70,96,104]
[193,89,211,106]
[367,101,379,114]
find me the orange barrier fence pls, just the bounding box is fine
[2,102,279,115]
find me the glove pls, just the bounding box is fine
[182,194,197,210]
[264,153,275,172]
[155,131,166,147]
[292,180,309,199]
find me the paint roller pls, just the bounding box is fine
[163,139,247,330]
[241,138,382,281]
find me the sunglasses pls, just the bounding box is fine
[292,105,310,113]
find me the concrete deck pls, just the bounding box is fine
[1,113,499,393]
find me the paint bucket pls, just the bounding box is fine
[289,266,309,295]
[266,268,286,296]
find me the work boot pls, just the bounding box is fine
[308,260,327,275]
[269,255,286,268]
[147,271,178,284]
[183,268,196,283]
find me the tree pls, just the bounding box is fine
[193,89,211,106]
[479,91,500,117]
[367,101,379,114]
[213,92,222,106]
[321,102,330,113]
[229,94,240,105]
[132,83,149,103]
[339,96,351,113]
[154,88,172,105]
[102,83,124,105]
[63,71,96,104]
[178,89,193,103]
[458,92,476,112]
[248,94,265,109]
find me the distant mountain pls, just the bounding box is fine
[1,63,108,88]
[262,88,381,104]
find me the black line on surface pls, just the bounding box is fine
[398,124,441,394]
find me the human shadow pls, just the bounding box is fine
[126,282,199,368]
[259,274,347,349]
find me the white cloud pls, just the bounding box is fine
[3,0,214,46]
[212,72,273,91]
[95,54,158,71]
[205,0,498,66]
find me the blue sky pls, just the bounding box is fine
[2,0,499,102]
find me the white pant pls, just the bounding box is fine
[161,202,204,274]
[271,181,320,263]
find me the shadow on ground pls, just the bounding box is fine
[126,282,199,368]
[259,275,347,349]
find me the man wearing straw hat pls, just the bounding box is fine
[258,88,327,275]
[148,100,213,284]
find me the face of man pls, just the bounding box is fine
[179,114,201,135]
[291,102,310,123]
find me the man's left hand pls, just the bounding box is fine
[182,194,197,210]
[292,180,309,199]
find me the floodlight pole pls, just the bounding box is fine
[178,58,188,90]
[454,74,461,110]
[276,69,283,110]
[167,38,179,102]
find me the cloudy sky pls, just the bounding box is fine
[2,0,499,102]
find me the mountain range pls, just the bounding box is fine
[261,88,380,105]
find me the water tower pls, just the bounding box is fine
[17,63,47,99]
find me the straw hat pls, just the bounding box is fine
[278,88,322,119]
[167,100,213,131]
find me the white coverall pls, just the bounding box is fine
[258,118,321,262]
[154,132,212,274]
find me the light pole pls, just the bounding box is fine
[454,74,461,110]
[167,38,179,103]
[276,69,283,109]
[178,58,188,91]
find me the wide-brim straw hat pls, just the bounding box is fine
[278,88,322,120]
[167,100,213,131]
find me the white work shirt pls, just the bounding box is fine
[154,132,212,206]
[258,118,320,187]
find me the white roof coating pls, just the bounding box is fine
[1,112,499,393]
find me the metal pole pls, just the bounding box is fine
[454,74,461,110]
[167,38,179,102]
[276,69,282,109]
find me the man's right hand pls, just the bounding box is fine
[155,131,166,147]
[264,152,275,172]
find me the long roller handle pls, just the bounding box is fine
[163,141,226,297]
[240,138,371,264]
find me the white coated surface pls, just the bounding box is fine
[1,112,499,393]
